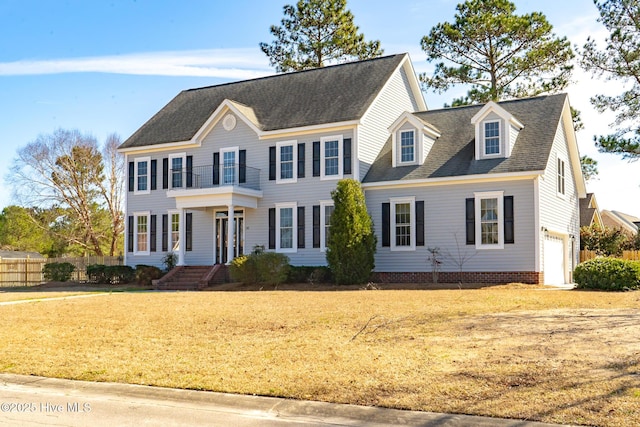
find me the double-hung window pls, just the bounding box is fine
[220,147,238,185]
[276,141,297,183]
[321,135,343,179]
[169,210,180,251]
[134,211,150,254]
[391,197,415,251]
[169,154,185,188]
[557,157,566,197]
[276,202,297,252]
[474,191,504,249]
[484,121,500,156]
[320,201,334,251]
[135,157,151,194]
[400,130,415,163]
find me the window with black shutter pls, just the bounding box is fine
[269,147,276,180]
[150,160,157,190]
[128,162,134,192]
[127,215,134,252]
[382,203,390,247]
[466,198,475,245]
[150,215,157,252]
[416,201,425,246]
[239,150,246,184]
[268,208,276,249]
[343,138,352,175]
[297,206,305,248]
[298,143,305,178]
[312,205,320,248]
[162,214,168,252]
[213,152,220,185]
[504,196,514,244]
[185,212,192,251]
[162,158,169,189]
[312,141,320,177]
[186,156,193,188]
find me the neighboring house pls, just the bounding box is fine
[118,53,585,285]
[601,210,640,235]
[0,250,44,259]
[579,193,603,228]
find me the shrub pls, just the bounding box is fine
[574,257,640,291]
[43,262,76,282]
[229,252,289,285]
[326,179,376,285]
[287,266,332,284]
[87,264,135,284]
[135,264,163,286]
[162,252,177,272]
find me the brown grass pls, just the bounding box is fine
[1,287,639,426]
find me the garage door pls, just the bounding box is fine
[544,235,565,285]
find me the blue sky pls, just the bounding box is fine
[0,0,638,215]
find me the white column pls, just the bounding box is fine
[177,208,186,266]
[226,205,235,264]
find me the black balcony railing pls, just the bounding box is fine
[170,163,260,191]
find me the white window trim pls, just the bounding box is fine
[398,130,417,165]
[220,146,239,186]
[390,196,416,251]
[483,120,502,158]
[134,157,151,195]
[474,191,504,250]
[168,153,186,189]
[320,135,343,180]
[556,156,566,199]
[276,140,297,184]
[168,209,180,252]
[320,200,334,252]
[275,202,297,253]
[134,211,150,255]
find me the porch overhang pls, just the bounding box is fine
[167,187,262,209]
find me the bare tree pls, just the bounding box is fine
[101,134,125,256]
[8,129,125,256]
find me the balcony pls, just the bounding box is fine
[166,163,262,210]
[169,163,260,191]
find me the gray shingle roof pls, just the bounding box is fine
[120,54,407,149]
[363,94,568,183]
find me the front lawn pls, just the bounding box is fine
[0,287,638,426]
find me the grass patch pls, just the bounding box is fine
[0,287,638,426]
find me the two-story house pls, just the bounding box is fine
[118,53,585,286]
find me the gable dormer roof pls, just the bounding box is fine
[120,54,418,149]
[364,94,569,183]
[470,100,524,129]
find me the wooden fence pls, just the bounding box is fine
[579,250,640,263]
[0,256,123,287]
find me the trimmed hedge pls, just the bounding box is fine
[574,257,640,291]
[86,264,135,284]
[43,262,75,282]
[135,264,164,286]
[229,251,289,285]
[287,266,333,284]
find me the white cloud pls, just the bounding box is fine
[0,48,272,79]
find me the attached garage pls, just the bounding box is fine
[544,234,566,285]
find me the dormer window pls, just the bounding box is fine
[471,101,524,161]
[400,130,415,163]
[484,121,500,156]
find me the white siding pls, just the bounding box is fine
[366,179,536,273]
[538,118,581,276]
[358,66,421,179]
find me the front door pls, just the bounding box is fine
[214,210,244,264]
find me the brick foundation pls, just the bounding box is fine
[373,271,544,285]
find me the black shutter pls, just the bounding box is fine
[312,141,320,177]
[128,162,134,192]
[162,214,168,252]
[269,147,276,181]
[298,143,305,178]
[239,149,246,184]
[213,152,220,185]
[150,215,157,252]
[268,208,276,249]
[504,196,514,244]
[150,160,157,190]
[313,205,320,248]
[416,201,425,246]
[162,158,169,189]
[185,212,192,251]
[343,138,352,175]
[382,203,390,247]
[297,206,305,248]
[186,155,193,188]
[466,198,475,245]
[127,215,133,252]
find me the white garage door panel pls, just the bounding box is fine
[544,236,565,285]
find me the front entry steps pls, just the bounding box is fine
[154,265,229,290]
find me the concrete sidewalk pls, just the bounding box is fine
[0,374,574,427]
